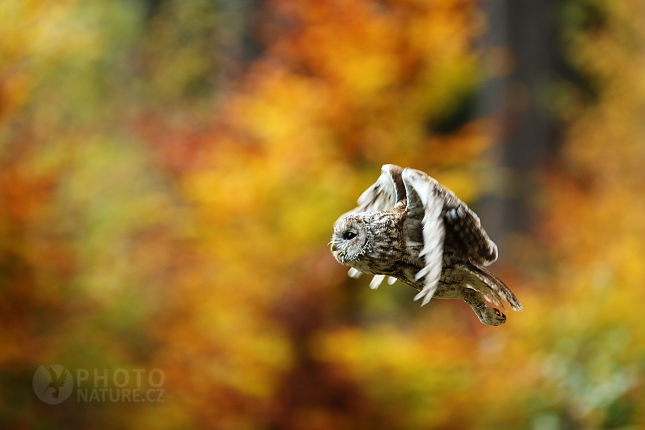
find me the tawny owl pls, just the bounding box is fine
[330,164,522,326]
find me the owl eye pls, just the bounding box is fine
[343,231,357,240]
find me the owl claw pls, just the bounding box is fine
[461,289,507,326]
[472,307,506,326]
[486,308,506,326]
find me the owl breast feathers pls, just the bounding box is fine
[330,164,522,326]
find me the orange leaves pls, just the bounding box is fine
[247,0,485,168]
[166,1,499,427]
[0,0,562,428]
[281,1,400,96]
[228,65,331,150]
[0,72,29,121]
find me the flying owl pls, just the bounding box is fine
[330,164,522,326]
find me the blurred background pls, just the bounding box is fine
[1,0,644,428]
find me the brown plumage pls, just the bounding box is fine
[330,164,522,326]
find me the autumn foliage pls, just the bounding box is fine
[0,0,643,429]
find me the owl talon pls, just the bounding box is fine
[475,307,506,326]
[487,308,506,326]
[461,290,507,326]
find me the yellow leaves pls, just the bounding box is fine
[305,19,399,96]
[170,2,503,425]
[0,0,132,67]
[533,4,645,424]
[312,326,472,376]
[229,66,330,147]
[0,0,570,428]
[0,0,140,136]
[337,50,400,98]
[193,300,293,397]
[184,165,264,224]
[310,326,477,427]
[421,54,479,116]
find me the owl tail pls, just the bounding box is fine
[456,262,523,311]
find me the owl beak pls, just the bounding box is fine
[330,242,338,252]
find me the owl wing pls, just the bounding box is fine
[439,189,498,267]
[335,164,406,225]
[401,169,446,306]
[402,168,500,306]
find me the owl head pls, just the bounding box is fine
[330,214,371,266]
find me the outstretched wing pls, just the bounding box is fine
[402,168,500,306]
[337,164,405,288]
[335,164,406,225]
[440,189,498,266]
[402,168,445,306]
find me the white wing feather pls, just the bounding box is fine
[356,172,396,212]
[402,169,446,306]
[369,275,386,289]
[334,164,402,228]
[347,268,362,278]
